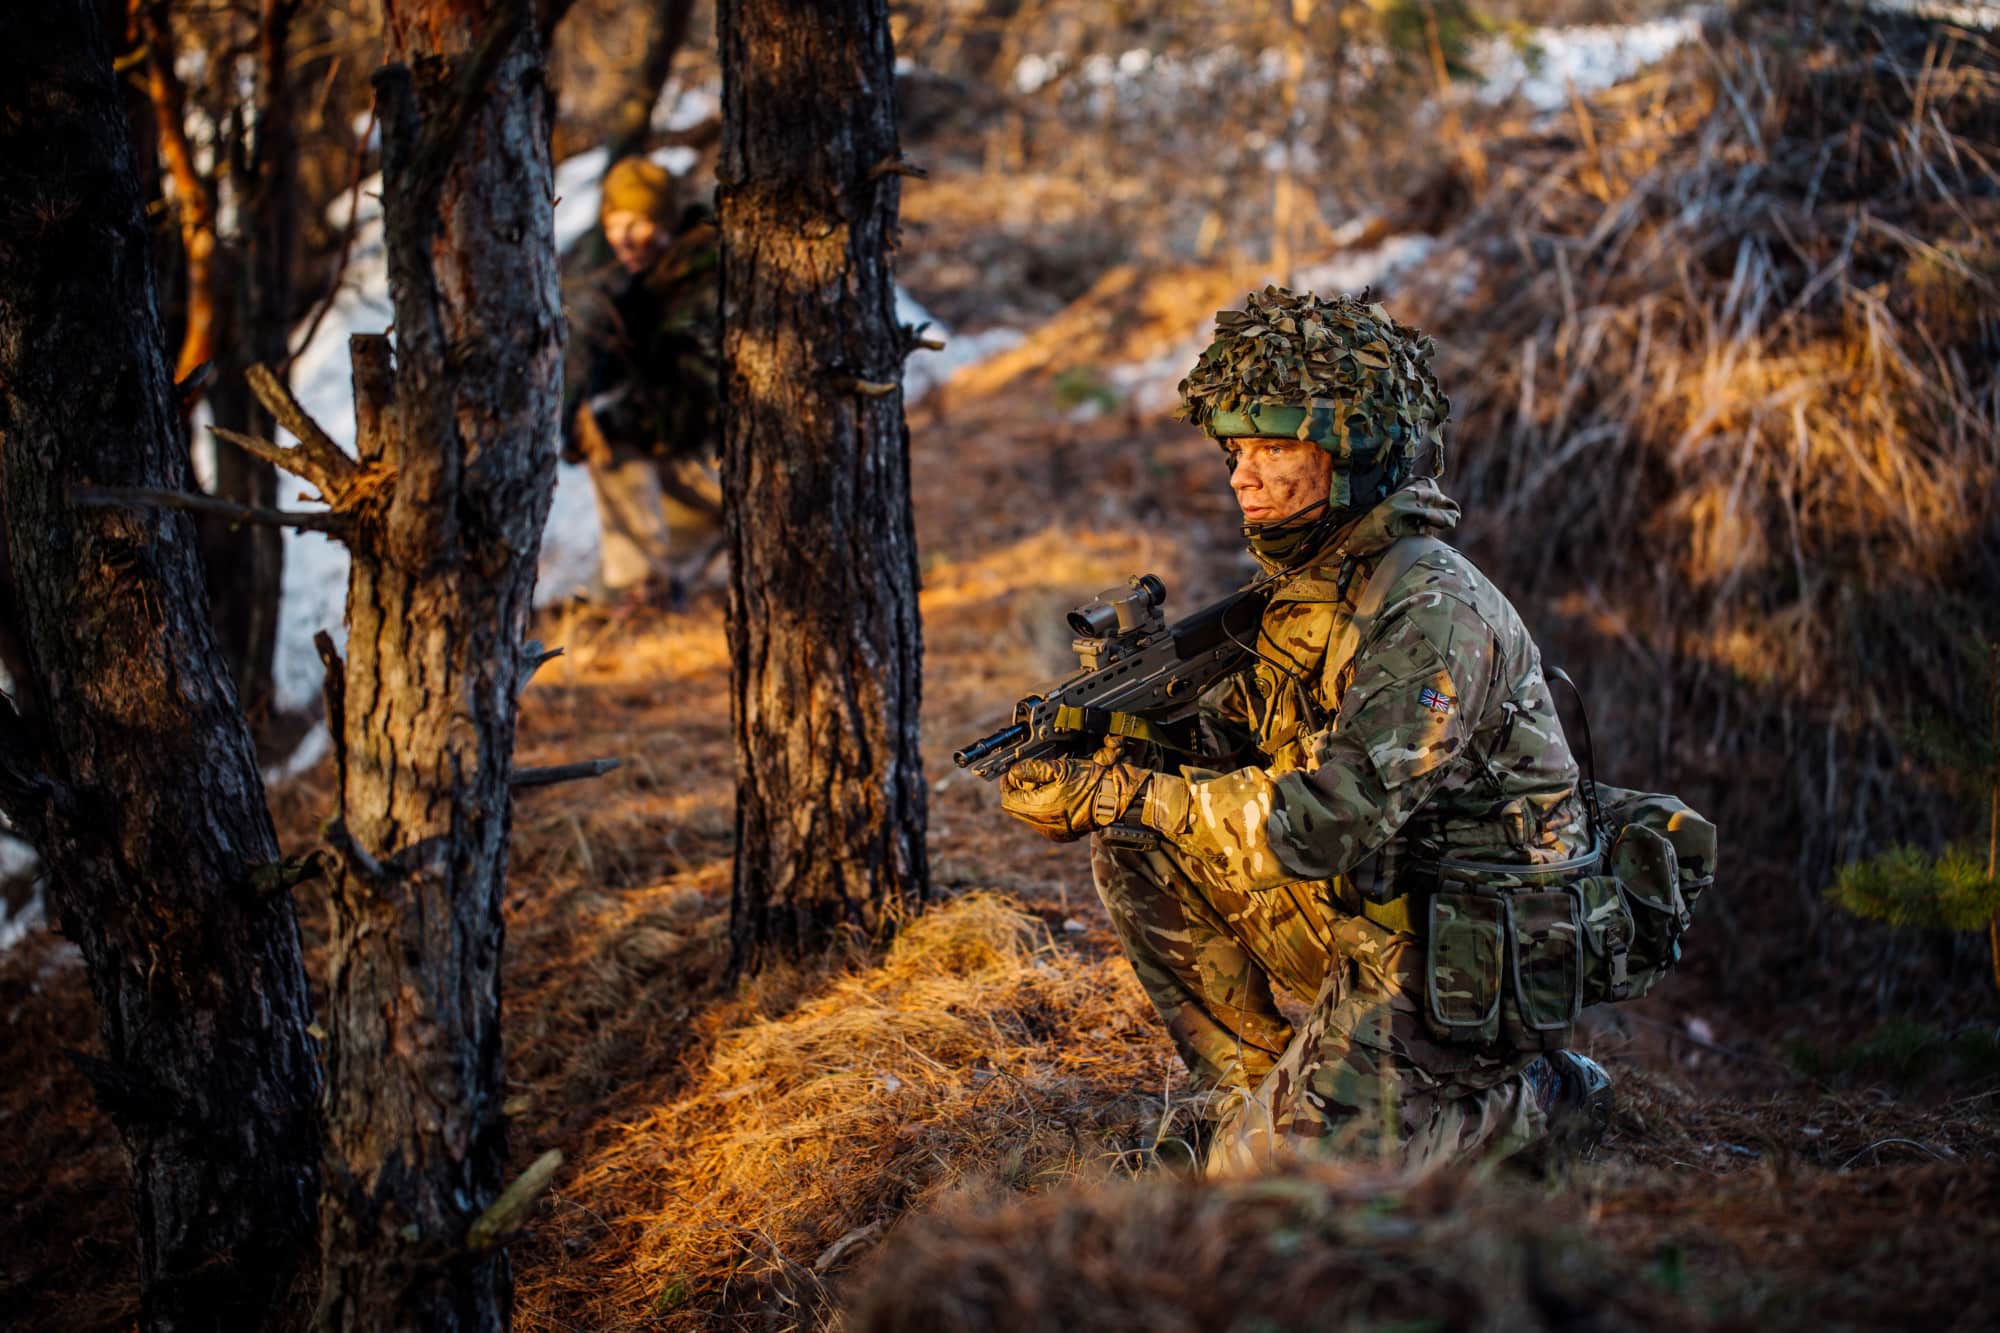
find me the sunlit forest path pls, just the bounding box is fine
[5,2,1999,1329]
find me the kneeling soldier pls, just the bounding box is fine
[1000,287,1610,1172]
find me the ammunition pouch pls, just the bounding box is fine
[1418,782,1717,1051]
[1596,784,1716,1001]
[1421,845,1597,1051]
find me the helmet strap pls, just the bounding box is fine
[1242,497,1341,570]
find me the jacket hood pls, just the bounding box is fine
[1334,477,1460,559]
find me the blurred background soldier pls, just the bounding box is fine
[566,154,724,606]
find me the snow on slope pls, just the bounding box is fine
[1471,15,1704,111]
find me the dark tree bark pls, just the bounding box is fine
[717,0,929,970]
[0,3,321,1328]
[297,1,565,1326]
[203,0,297,732]
[601,0,695,166]
[221,0,297,726]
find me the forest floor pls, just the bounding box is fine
[8,5,2000,1326]
[500,288,2000,1332]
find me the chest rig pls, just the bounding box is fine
[1249,536,1450,764]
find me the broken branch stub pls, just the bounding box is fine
[466,1148,563,1251]
[511,757,621,790]
[72,483,354,536]
[350,333,397,466]
[245,362,358,491]
[518,640,564,697]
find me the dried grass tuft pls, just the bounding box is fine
[516,892,1186,1331]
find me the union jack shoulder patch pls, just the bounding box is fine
[1418,686,1456,715]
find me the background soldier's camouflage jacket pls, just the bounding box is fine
[1144,477,1589,917]
[569,207,721,463]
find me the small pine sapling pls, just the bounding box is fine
[1827,642,2000,995]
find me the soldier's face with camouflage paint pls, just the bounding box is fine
[1226,437,1334,524]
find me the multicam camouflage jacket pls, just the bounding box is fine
[571,205,721,462]
[1144,481,1589,922]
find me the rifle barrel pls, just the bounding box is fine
[953,722,1027,770]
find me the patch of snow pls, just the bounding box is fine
[1473,14,1704,111]
[1012,13,1709,132]
[190,400,217,492]
[263,720,331,789]
[1013,53,1062,95]
[0,836,43,953]
[898,287,1024,402]
[552,148,611,249]
[0,883,43,954]
[1870,0,1998,25]
[1106,335,1207,417]
[1293,234,1436,298]
[657,85,720,133]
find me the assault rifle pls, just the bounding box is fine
[953,574,1269,841]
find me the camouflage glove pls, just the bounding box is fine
[1000,749,1153,843]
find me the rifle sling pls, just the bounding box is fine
[1331,534,1449,934]
[1325,534,1449,693]
[1052,704,1182,750]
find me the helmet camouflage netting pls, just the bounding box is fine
[1176,286,1451,485]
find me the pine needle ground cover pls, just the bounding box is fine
[514,894,1178,1330]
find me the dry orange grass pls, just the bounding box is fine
[1396,3,2000,934]
[514,893,1189,1331]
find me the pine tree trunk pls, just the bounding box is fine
[312,3,563,1327]
[204,375,285,731]
[0,4,321,1327]
[717,0,929,970]
[204,0,296,732]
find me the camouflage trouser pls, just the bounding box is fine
[1091,836,1547,1174]
[584,435,723,594]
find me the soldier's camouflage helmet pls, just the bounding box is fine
[1176,286,1450,514]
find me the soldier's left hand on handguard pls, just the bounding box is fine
[998,747,1154,843]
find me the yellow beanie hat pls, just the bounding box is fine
[601,156,677,224]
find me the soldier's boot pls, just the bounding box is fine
[1524,1050,1614,1161]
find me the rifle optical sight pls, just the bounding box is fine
[1067,574,1167,639]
